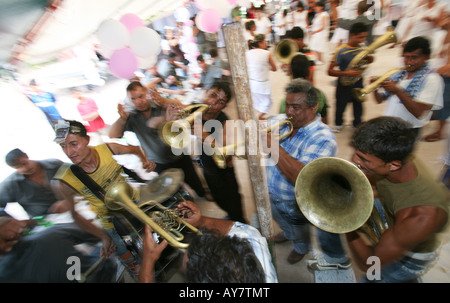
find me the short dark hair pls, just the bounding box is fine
[349,22,368,35]
[291,54,311,79]
[5,148,27,166]
[126,81,145,92]
[186,230,265,283]
[351,117,416,163]
[403,36,431,56]
[66,120,88,138]
[316,1,326,8]
[210,80,233,102]
[245,20,255,31]
[209,48,218,58]
[287,26,304,39]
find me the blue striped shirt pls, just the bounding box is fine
[266,115,337,201]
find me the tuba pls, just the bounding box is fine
[295,157,388,243]
[274,39,300,64]
[340,29,397,86]
[105,180,200,250]
[160,104,210,149]
[353,65,410,102]
[211,118,294,169]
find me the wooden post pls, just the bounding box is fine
[222,22,274,241]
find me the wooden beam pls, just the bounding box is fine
[222,22,274,240]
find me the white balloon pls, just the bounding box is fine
[195,0,213,10]
[137,54,158,69]
[175,7,190,22]
[130,27,162,57]
[97,19,130,50]
[215,1,233,18]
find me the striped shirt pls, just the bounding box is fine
[266,115,337,201]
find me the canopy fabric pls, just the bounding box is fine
[0,0,190,67]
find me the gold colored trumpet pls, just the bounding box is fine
[161,104,210,149]
[353,65,410,102]
[211,118,294,169]
[295,157,388,244]
[341,30,397,86]
[105,181,200,249]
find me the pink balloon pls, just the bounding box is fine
[109,48,138,79]
[227,0,238,5]
[197,9,222,33]
[120,13,144,33]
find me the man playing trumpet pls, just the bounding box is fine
[373,36,444,138]
[265,78,350,268]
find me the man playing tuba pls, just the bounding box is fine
[349,116,449,282]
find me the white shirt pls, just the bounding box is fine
[384,72,444,128]
[254,16,273,38]
[246,48,272,94]
[228,222,278,283]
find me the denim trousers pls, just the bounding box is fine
[271,196,348,263]
[359,199,437,283]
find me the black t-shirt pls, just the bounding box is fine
[125,105,182,164]
[200,112,228,174]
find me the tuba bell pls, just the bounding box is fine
[273,39,300,64]
[160,103,210,150]
[105,181,200,250]
[340,29,397,86]
[295,157,388,243]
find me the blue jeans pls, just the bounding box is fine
[271,196,348,263]
[359,199,437,283]
[361,255,434,283]
[105,228,129,255]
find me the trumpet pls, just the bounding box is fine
[341,30,397,86]
[161,104,210,149]
[211,118,293,169]
[353,65,410,102]
[105,181,200,249]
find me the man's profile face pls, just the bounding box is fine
[59,134,90,165]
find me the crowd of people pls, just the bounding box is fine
[1,0,450,284]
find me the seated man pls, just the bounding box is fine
[0,148,115,282]
[52,119,156,281]
[139,201,278,283]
